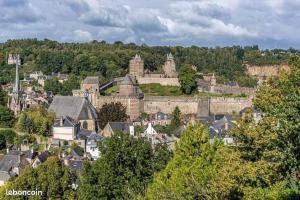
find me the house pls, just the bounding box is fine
[102,122,135,137]
[240,107,262,123]
[143,123,158,135]
[49,96,98,131]
[151,112,171,126]
[0,151,30,186]
[52,116,80,142]
[86,132,104,160]
[32,151,51,168]
[29,71,44,80]
[208,115,235,145]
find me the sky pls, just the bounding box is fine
[0,0,299,49]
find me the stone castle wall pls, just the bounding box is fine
[213,85,255,95]
[137,77,180,86]
[210,97,253,114]
[143,95,209,116]
[246,64,289,77]
[95,95,142,120]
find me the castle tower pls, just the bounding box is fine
[8,54,21,65]
[163,53,177,78]
[129,54,144,77]
[118,75,139,96]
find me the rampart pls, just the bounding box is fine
[210,97,253,114]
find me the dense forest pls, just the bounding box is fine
[0,39,298,86]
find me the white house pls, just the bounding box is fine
[52,116,80,141]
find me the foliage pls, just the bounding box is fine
[170,106,181,131]
[0,87,7,105]
[153,124,172,136]
[104,85,119,96]
[0,157,75,200]
[0,129,17,144]
[0,134,6,150]
[178,64,197,94]
[236,75,258,87]
[60,74,81,95]
[15,106,55,136]
[77,132,172,200]
[44,77,62,95]
[98,102,128,129]
[0,105,15,128]
[140,112,149,120]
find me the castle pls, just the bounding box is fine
[73,54,253,120]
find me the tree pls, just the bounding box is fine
[44,77,63,95]
[0,105,15,128]
[78,132,172,200]
[15,106,55,135]
[0,157,75,200]
[60,74,80,96]
[0,134,6,150]
[178,64,197,94]
[98,102,128,129]
[0,87,7,106]
[170,106,181,131]
[0,130,17,144]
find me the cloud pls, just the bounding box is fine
[0,0,42,24]
[0,0,299,49]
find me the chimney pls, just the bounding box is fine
[60,117,64,126]
[225,122,229,130]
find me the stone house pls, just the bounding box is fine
[101,122,135,137]
[49,96,98,131]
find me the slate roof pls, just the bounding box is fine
[77,129,93,140]
[37,151,51,163]
[108,122,133,134]
[68,160,83,172]
[82,76,99,84]
[49,96,98,120]
[119,75,134,85]
[71,146,84,157]
[53,116,78,127]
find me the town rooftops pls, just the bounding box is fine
[49,96,97,121]
[82,76,99,84]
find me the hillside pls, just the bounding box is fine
[0,39,297,86]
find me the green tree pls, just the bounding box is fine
[178,64,197,94]
[0,130,17,144]
[170,106,181,131]
[98,102,128,129]
[0,157,75,200]
[78,132,172,200]
[44,77,63,95]
[15,106,55,135]
[0,87,7,106]
[0,134,6,150]
[60,74,80,96]
[0,105,15,128]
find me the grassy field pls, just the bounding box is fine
[105,85,119,96]
[139,83,247,97]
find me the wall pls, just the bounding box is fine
[137,77,180,86]
[213,85,255,95]
[210,97,253,114]
[143,95,209,116]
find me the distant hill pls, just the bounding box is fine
[0,39,298,86]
